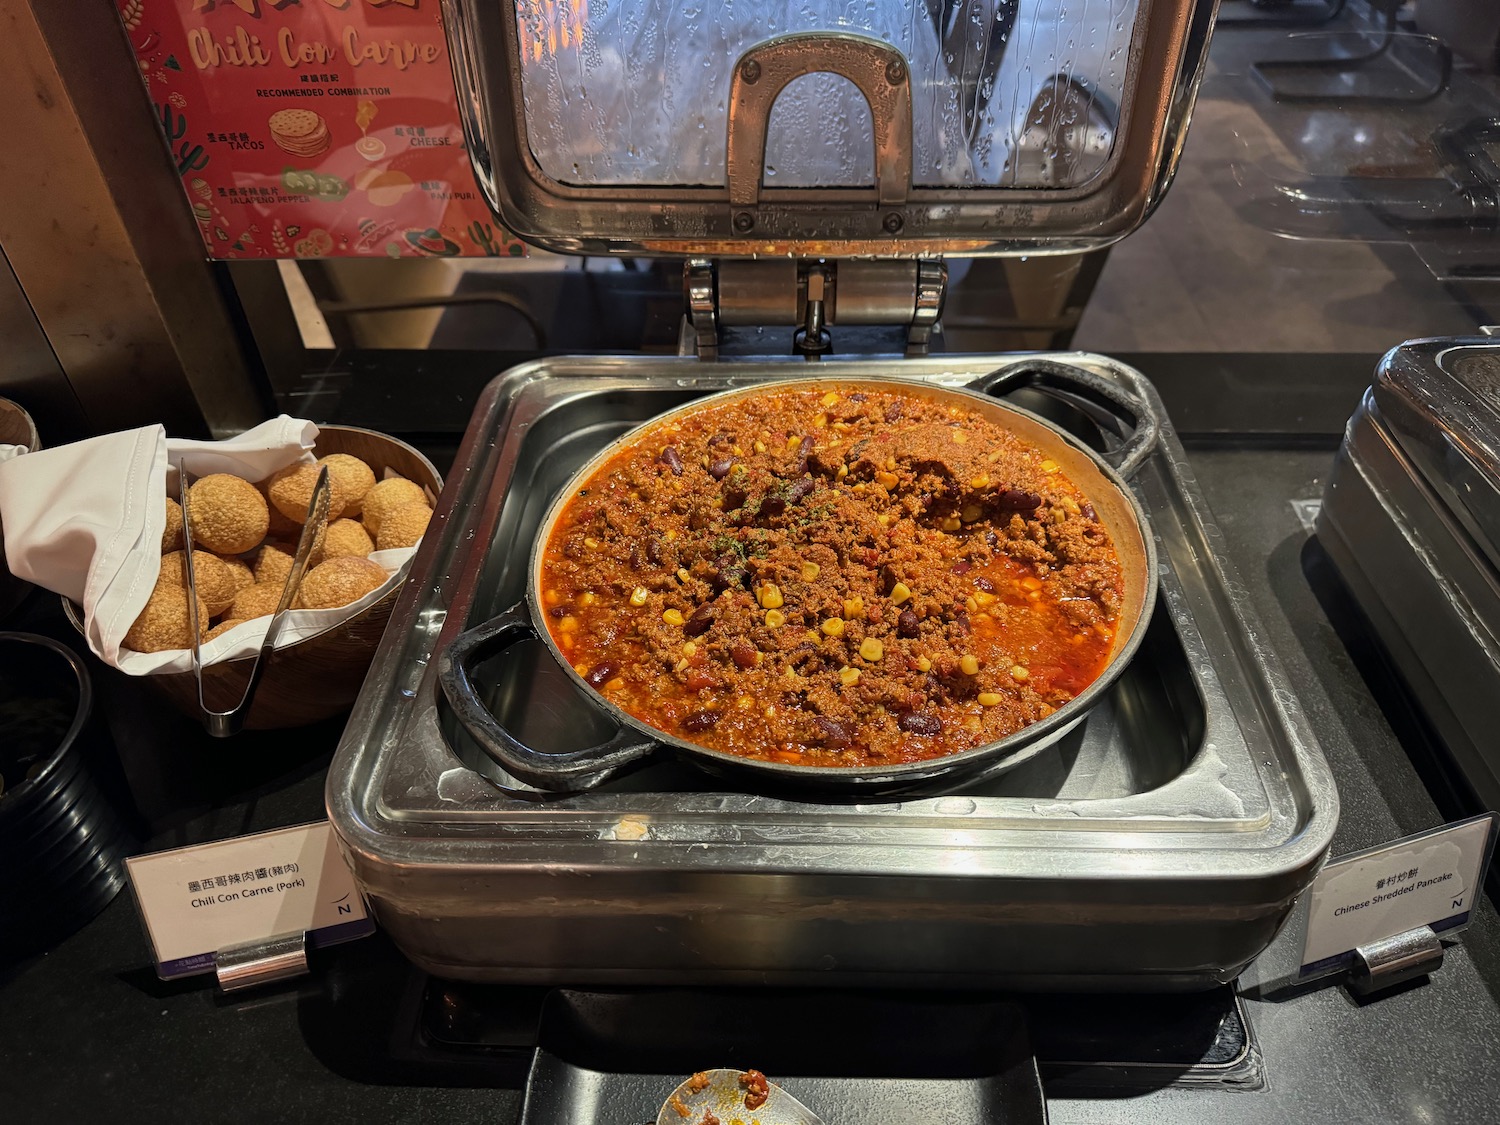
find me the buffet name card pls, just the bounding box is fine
[1300,813,1497,978]
[127,821,374,980]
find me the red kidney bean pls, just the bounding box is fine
[984,529,1000,550]
[659,447,684,475]
[708,458,735,480]
[584,660,620,688]
[973,576,996,593]
[729,642,758,669]
[811,716,851,747]
[786,478,815,504]
[757,494,787,520]
[1081,502,1097,521]
[996,488,1042,512]
[951,560,971,575]
[681,709,721,733]
[722,483,749,510]
[897,609,920,638]
[953,610,971,634]
[708,431,732,446]
[683,603,717,636]
[849,392,867,402]
[884,400,903,422]
[898,712,942,736]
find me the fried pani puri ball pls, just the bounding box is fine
[162,497,184,553]
[375,503,431,551]
[267,462,349,523]
[318,454,376,518]
[322,518,374,560]
[297,556,387,610]
[253,541,295,589]
[204,619,248,643]
[124,587,207,653]
[361,477,428,538]
[264,493,301,537]
[219,555,254,597]
[229,582,286,621]
[188,474,269,555]
[156,550,237,617]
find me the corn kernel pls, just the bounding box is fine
[960,654,979,676]
[584,537,600,549]
[815,413,829,428]
[821,391,840,406]
[578,591,596,606]
[839,666,861,687]
[783,666,799,679]
[801,562,821,582]
[574,663,588,676]
[662,609,684,626]
[891,582,912,605]
[1070,633,1086,645]
[605,678,624,692]
[969,474,991,489]
[786,434,802,450]
[859,638,884,662]
[739,695,755,709]
[974,591,996,607]
[821,618,845,637]
[674,658,689,672]
[843,597,864,619]
[665,529,677,541]
[833,422,852,432]
[1010,665,1029,681]
[966,596,979,614]
[960,503,983,523]
[682,641,697,657]
[1021,576,1043,591]
[875,471,899,490]
[757,583,784,609]
[951,430,968,444]
[941,517,962,532]
[978,692,1002,707]
[676,567,691,583]
[559,616,578,633]
[804,630,821,643]
[754,440,767,454]
[877,514,891,527]
[733,445,743,456]
[1040,459,1059,473]
[836,465,849,480]
[916,656,933,672]
[629,586,649,607]
[560,637,574,652]
[1028,590,1042,601]
[885,456,897,471]
[545,589,562,605]
[765,609,786,628]
[964,716,983,733]
[1062,496,1081,515]
[764,706,777,719]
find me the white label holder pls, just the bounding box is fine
[126,821,374,992]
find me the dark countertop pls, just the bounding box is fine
[4,356,1500,1123]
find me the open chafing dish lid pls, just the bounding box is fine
[443,0,1219,257]
[1371,338,1500,575]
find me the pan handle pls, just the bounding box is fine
[437,603,658,791]
[967,358,1160,478]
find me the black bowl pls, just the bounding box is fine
[0,632,135,958]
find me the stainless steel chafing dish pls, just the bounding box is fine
[326,0,1336,988]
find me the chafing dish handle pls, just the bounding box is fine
[437,604,658,791]
[968,358,1160,478]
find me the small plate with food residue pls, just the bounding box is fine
[656,1068,823,1125]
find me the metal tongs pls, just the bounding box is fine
[655,1069,823,1125]
[179,463,331,737]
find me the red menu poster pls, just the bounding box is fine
[117,0,525,259]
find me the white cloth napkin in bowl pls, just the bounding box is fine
[0,416,424,675]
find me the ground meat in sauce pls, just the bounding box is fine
[540,388,1124,768]
[740,1069,770,1111]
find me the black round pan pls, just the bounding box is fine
[438,359,1160,794]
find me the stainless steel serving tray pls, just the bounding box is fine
[326,353,1337,990]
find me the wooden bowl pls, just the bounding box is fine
[0,398,41,620]
[69,425,441,730]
